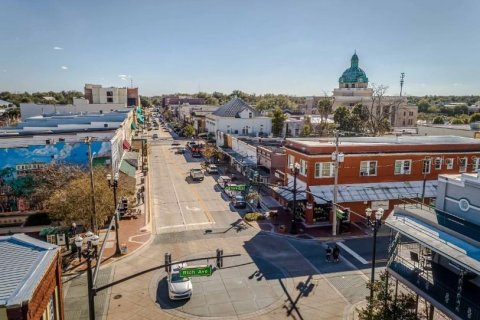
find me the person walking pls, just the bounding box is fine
[332,244,340,263]
[140,191,145,204]
[325,245,332,262]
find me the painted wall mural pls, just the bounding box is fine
[0,141,112,174]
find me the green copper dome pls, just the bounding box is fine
[339,52,368,84]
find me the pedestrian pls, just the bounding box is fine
[136,191,141,204]
[141,191,145,204]
[325,245,332,262]
[333,244,340,263]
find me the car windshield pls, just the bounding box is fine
[236,196,244,201]
[171,273,189,282]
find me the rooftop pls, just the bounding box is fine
[287,135,480,147]
[212,98,257,118]
[0,234,58,307]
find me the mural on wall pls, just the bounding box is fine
[0,141,112,174]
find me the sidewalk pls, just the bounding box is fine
[65,169,152,274]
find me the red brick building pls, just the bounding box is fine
[0,234,64,320]
[278,136,480,225]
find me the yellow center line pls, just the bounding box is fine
[163,148,214,223]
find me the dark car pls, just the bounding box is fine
[175,147,186,154]
[232,195,247,209]
[171,141,181,146]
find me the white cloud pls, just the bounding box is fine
[61,66,68,70]
[118,74,131,81]
[53,46,63,50]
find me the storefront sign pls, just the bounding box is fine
[225,184,246,191]
[371,200,389,211]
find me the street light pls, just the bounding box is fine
[107,173,122,255]
[289,162,301,234]
[366,207,384,313]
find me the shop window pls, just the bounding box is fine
[315,162,334,178]
[434,157,442,170]
[446,158,454,169]
[288,155,294,168]
[459,157,467,173]
[360,161,377,176]
[394,160,411,175]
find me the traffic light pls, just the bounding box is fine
[216,249,223,269]
[165,253,172,273]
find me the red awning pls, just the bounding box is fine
[122,139,131,150]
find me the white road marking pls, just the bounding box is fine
[162,147,187,228]
[185,205,201,211]
[336,242,369,265]
[156,222,213,230]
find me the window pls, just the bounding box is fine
[288,155,294,168]
[473,157,480,172]
[360,161,377,176]
[107,97,113,103]
[434,157,442,170]
[422,158,431,174]
[459,157,467,172]
[409,111,414,116]
[394,160,411,175]
[446,158,454,169]
[315,162,335,178]
[106,91,113,96]
[299,159,307,176]
[249,112,252,118]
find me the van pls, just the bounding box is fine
[218,176,232,189]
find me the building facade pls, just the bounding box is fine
[0,234,64,320]
[206,98,272,137]
[162,96,205,108]
[278,136,480,225]
[84,84,139,107]
[386,173,480,319]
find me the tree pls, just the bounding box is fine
[205,96,219,105]
[417,99,431,113]
[203,144,221,162]
[453,105,468,115]
[183,124,195,137]
[351,103,370,133]
[256,96,295,112]
[300,124,312,137]
[271,107,287,137]
[451,117,464,125]
[357,271,418,320]
[470,113,480,123]
[364,84,397,136]
[317,98,333,123]
[44,167,134,229]
[333,106,352,132]
[432,116,445,124]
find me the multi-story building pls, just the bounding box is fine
[206,98,272,137]
[386,173,480,320]
[333,53,417,128]
[176,105,219,134]
[0,234,64,320]
[84,84,139,106]
[277,135,480,225]
[162,96,205,108]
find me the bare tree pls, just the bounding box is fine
[365,84,402,136]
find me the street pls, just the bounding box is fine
[66,124,390,320]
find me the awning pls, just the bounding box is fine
[122,139,131,150]
[136,106,142,114]
[261,196,283,209]
[122,151,139,168]
[131,122,136,130]
[119,159,136,178]
[271,176,307,202]
[387,207,480,275]
[137,114,144,123]
[220,148,256,166]
[309,180,438,204]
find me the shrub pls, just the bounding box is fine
[25,212,51,226]
[244,212,265,221]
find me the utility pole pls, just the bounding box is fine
[400,72,405,97]
[86,137,97,233]
[332,130,340,236]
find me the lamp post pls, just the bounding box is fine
[75,233,99,320]
[366,207,384,314]
[107,173,122,255]
[289,162,301,234]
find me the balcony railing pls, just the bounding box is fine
[389,255,480,320]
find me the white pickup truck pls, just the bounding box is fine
[189,168,204,181]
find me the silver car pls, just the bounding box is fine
[168,263,192,300]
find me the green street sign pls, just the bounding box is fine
[225,184,246,191]
[179,265,213,277]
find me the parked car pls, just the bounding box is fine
[206,164,218,174]
[189,168,204,181]
[171,141,181,146]
[175,147,186,154]
[217,176,232,189]
[232,194,247,209]
[167,263,192,300]
[187,141,197,149]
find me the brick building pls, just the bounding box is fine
[0,234,63,320]
[162,96,205,108]
[277,136,480,226]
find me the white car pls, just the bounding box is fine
[206,164,218,174]
[168,263,192,300]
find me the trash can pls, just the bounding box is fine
[120,243,128,255]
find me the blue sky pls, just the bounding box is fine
[1,0,479,96]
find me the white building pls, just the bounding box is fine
[84,84,128,104]
[205,98,272,137]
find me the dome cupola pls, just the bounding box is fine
[339,52,368,85]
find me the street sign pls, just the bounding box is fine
[224,184,246,191]
[179,265,213,277]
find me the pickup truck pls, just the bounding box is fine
[189,168,204,181]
